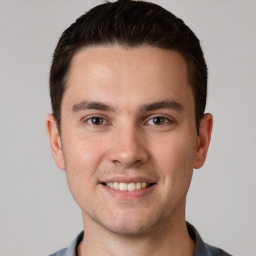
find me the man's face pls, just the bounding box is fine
[48,46,209,235]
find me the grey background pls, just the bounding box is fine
[0,1,255,255]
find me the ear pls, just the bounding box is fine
[194,113,213,169]
[46,114,65,170]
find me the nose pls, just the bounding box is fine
[108,124,149,168]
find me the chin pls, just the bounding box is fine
[107,222,152,236]
[99,211,159,236]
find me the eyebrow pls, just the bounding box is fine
[72,101,115,112]
[71,99,183,113]
[140,100,183,112]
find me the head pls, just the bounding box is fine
[50,0,207,133]
[46,0,213,236]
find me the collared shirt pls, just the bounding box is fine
[49,222,232,256]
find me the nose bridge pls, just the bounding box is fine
[109,120,148,167]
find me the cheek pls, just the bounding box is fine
[61,132,106,196]
[63,138,99,209]
[153,132,197,187]
[62,132,105,171]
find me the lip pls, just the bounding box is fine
[100,176,155,184]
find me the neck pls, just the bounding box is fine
[77,213,195,256]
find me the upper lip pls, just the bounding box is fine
[100,176,156,184]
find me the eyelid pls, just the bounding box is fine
[80,114,175,126]
[82,115,109,125]
[145,115,175,125]
[89,117,106,125]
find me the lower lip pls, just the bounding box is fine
[100,184,155,200]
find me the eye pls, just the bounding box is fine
[86,116,106,125]
[147,116,170,125]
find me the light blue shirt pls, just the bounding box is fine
[49,222,232,256]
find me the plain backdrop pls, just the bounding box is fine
[0,1,255,256]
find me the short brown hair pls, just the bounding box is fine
[50,0,208,132]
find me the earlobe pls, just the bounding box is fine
[194,113,213,169]
[46,114,65,170]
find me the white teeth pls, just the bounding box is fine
[128,183,136,191]
[136,182,141,190]
[119,183,128,191]
[105,182,150,191]
[114,182,119,190]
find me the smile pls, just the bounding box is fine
[103,182,152,191]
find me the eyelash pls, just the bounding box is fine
[146,116,173,126]
[85,116,107,126]
[83,115,174,126]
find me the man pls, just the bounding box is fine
[46,0,231,255]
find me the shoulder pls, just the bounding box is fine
[49,231,84,256]
[186,222,232,256]
[204,243,232,256]
[49,248,68,256]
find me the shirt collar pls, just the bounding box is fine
[187,222,211,256]
[64,231,83,256]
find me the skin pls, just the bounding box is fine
[46,45,213,256]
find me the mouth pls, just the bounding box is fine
[101,182,155,192]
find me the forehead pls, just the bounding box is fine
[63,45,194,112]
